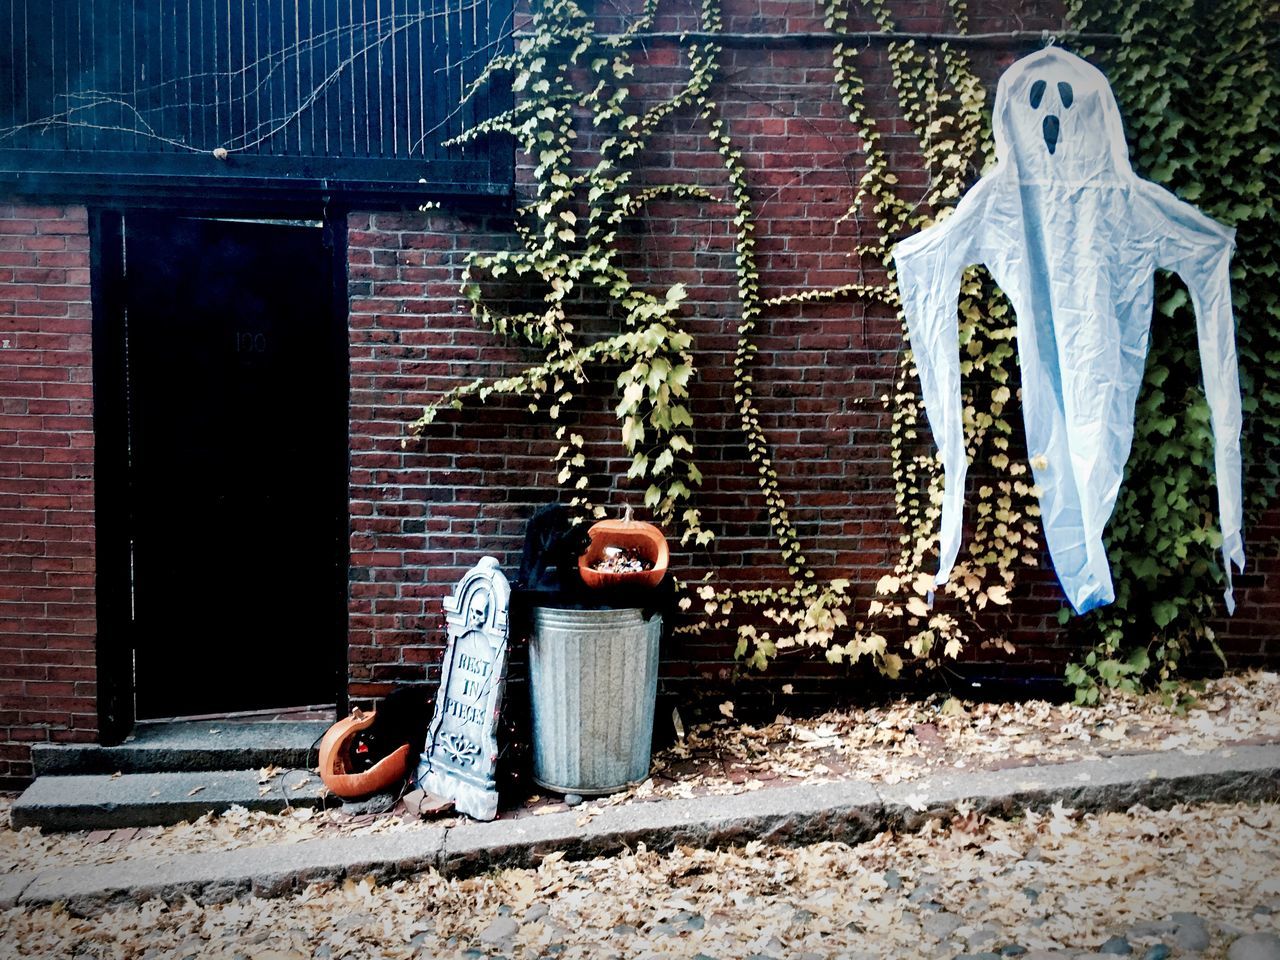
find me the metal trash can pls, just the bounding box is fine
[528,606,661,796]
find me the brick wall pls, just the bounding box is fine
[0,203,96,786]
[344,0,1280,707]
[347,210,533,697]
[0,0,1276,787]
[1210,506,1280,670]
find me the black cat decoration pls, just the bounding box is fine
[517,503,591,595]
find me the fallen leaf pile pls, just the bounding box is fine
[2,801,1278,959]
[1,670,1277,874]
[639,668,1280,799]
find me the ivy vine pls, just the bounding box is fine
[813,0,1040,676]
[411,0,1274,695]
[1062,0,1280,702]
[412,0,713,544]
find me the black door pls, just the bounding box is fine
[105,214,347,720]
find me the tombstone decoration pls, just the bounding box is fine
[416,556,511,821]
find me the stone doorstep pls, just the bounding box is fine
[10,768,329,832]
[30,720,331,776]
[3,744,1277,915]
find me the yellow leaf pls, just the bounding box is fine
[906,596,930,618]
[987,585,1011,605]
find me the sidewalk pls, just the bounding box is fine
[3,743,1277,916]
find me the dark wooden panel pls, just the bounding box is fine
[121,214,348,718]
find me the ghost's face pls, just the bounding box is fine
[997,48,1126,182]
[1027,75,1074,155]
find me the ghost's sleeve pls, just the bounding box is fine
[1141,182,1245,612]
[892,178,994,588]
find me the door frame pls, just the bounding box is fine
[90,208,351,744]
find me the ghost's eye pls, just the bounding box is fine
[1058,81,1074,108]
[1029,80,1047,109]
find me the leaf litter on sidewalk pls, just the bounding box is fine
[2,801,1278,959]
[1,670,1277,875]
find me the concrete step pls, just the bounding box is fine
[11,768,329,831]
[31,720,331,776]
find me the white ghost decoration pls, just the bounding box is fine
[893,46,1244,615]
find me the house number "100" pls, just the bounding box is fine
[234,331,267,353]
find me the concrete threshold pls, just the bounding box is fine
[4,744,1277,916]
[30,720,330,777]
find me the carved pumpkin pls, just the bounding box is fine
[578,506,669,589]
[317,708,412,799]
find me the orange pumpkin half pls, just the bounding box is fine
[317,709,412,799]
[578,507,669,590]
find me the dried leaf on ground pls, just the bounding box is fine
[2,802,1278,959]
[1,671,1276,876]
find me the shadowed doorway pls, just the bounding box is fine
[93,213,348,727]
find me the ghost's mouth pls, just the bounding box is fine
[1043,114,1060,155]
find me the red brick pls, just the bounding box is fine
[0,203,97,777]
[3,7,1280,788]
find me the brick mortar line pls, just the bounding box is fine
[5,745,1278,916]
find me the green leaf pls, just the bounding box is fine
[1151,600,1179,629]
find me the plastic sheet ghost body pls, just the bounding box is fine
[893,47,1244,615]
